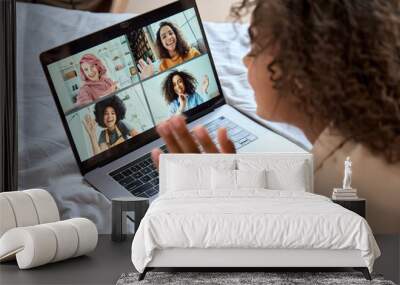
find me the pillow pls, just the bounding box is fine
[211,169,268,190]
[267,164,307,191]
[211,168,236,190]
[237,158,308,191]
[166,158,236,192]
[167,163,210,191]
[236,169,267,188]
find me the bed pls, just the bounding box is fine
[17,2,310,234]
[131,153,380,280]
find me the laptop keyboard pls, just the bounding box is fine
[109,116,257,198]
[203,116,258,150]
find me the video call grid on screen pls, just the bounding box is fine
[46,8,220,162]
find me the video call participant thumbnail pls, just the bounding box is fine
[83,96,138,155]
[76,54,118,106]
[162,70,209,115]
[138,21,200,79]
[157,21,200,71]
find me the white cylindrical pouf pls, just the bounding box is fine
[0,189,59,238]
[42,220,79,262]
[0,188,98,269]
[0,196,17,237]
[24,189,59,224]
[0,218,98,269]
[0,192,39,227]
[0,226,57,269]
[67,218,98,257]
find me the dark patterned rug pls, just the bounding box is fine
[116,271,396,285]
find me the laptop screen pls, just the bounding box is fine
[41,1,224,173]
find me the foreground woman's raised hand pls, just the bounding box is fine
[151,115,236,169]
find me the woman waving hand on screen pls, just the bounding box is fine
[83,96,138,156]
[138,21,200,79]
[151,0,400,234]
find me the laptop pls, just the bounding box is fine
[40,0,302,200]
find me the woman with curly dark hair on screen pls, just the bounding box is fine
[151,0,400,234]
[162,70,208,115]
[83,96,138,155]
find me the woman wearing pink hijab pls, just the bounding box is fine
[76,54,117,106]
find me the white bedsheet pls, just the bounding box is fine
[131,191,380,273]
[16,3,310,233]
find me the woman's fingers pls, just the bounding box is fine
[178,94,187,109]
[138,58,147,69]
[151,148,163,170]
[155,116,234,159]
[156,121,182,153]
[217,128,236,153]
[89,116,96,128]
[83,115,96,136]
[84,115,91,128]
[138,58,154,79]
[192,126,219,153]
[156,117,200,153]
[169,116,200,153]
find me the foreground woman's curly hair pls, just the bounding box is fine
[231,0,400,163]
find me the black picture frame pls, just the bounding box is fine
[0,0,17,192]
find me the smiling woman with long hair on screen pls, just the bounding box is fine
[137,21,201,79]
[156,21,200,71]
